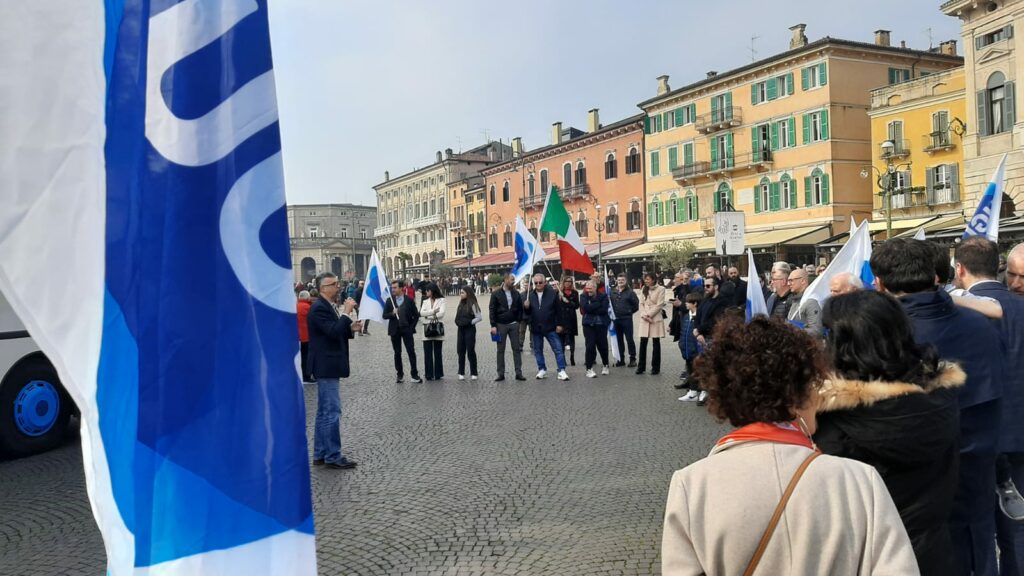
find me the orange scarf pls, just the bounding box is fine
[716,421,813,450]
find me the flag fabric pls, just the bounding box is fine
[849,216,859,237]
[604,267,621,363]
[539,186,594,274]
[511,216,546,283]
[359,249,392,324]
[745,250,768,323]
[798,220,874,314]
[913,227,927,241]
[0,2,315,575]
[964,153,1007,242]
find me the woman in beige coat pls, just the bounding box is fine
[636,272,666,375]
[662,316,918,576]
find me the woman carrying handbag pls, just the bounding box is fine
[420,283,446,381]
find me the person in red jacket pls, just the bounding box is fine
[297,290,313,382]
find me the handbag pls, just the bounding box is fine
[424,320,444,338]
[742,449,821,576]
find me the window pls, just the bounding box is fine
[886,120,904,153]
[650,150,660,177]
[711,133,733,170]
[976,24,1014,49]
[307,226,320,238]
[489,185,496,205]
[979,72,1014,136]
[888,67,911,85]
[713,183,732,212]
[606,206,618,233]
[575,210,588,237]
[803,110,830,143]
[528,174,535,198]
[626,147,641,174]
[752,74,793,105]
[774,117,796,149]
[775,74,793,97]
[753,81,768,105]
[430,199,436,214]
[684,192,698,221]
[541,230,551,242]
[503,224,513,247]
[540,169,549,194]
[529,220,539,239]
[930,111,951,148]
[756,178,770,213]
[575,161,586,185]
[804,169,831,206]
[563,163,572,188]
[802,63,827,90]
[415,204,421,219]
[780,176,795,209]
[647,199,663,227]
[502,181,510,202]
[668,146,679,171]
[340,227,349,238]
[668,196,679,224]
[928,163,960,204]
[711,93,732,123]
[605,153,617,179]
[489,226,498,249]
[627,201,642,231]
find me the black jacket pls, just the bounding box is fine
[307,297,354,379]
[488,287,523,326]
[382,294,419,336]
[730,278,748,307]
[557,289,580,336]
[580,291,610,327]
[815,363,966,576]
[609,287,640,319]
[524,285,562,334]
[969,280,1024,452]
[766,291,793,318]
[695,294,730,337]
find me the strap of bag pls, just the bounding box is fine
[742,449,821,576]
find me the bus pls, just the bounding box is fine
[0,292,75,457]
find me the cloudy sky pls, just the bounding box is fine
[267,1,961,207]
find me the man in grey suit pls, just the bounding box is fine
[786,268,822,337]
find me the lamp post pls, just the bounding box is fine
[860,139,911,240]
[592,203,605,273]
[511,156,535,220]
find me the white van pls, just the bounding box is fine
[0,292,74,457]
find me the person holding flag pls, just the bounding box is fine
[382,280,422,384]
[539,186,594,275]
[512,215,546,284]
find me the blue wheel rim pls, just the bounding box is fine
[13,379,60,437]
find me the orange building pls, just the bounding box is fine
[470,110,646,275]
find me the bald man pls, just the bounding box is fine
[1009,243,1024,296]
[829,272,864,297]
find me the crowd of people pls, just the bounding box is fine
[295,239,1024,575]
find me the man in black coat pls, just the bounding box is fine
[726,266,748,308]
[307,273,359,470]
[610,273,640,367]
[382,279,421,384]
[694,277,730,349]
[956,237,1024,571]
[872,238,1003,576]
[524,273,568,380]
[488,273,526,382]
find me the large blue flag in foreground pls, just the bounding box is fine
[964,153,1007,242]
[0,1,315,574]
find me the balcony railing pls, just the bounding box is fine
[880,139,911,160]
[449,220,463,230]
[412,213,445,226]
[923,131,955,153]
[695,107,742,134]
[928,185,960,205]
[672,150,772,180]
[560,183,592,201]
[520,194,545,210]
[889,190,925,209]
[374,224,395,237]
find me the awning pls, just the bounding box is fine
[894,214,964,238]
[866,216,939,233]
[609,236,708,259]
[745,225,831,247]
[452,251,516,269]
[542,238,642,261]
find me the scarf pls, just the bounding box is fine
[715,421,813,450]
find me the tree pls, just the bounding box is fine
[652,239,697,274]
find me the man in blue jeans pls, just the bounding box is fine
[306,272,359,470]
[524,273,569,381]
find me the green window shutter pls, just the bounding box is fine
[787,72,795,95]
[752,84,759,105]
[767,78,778,100]
[664,200,672,223]
[711,97,719,116]
[714,191,721,212]
[1005,81,1016,127]
[821,174,830,204]
[694,196,700,219]
[788,181,797,208]
[658,202,665,225]
[788,116,797,147]
[819,62,827,86]
[644,116,651,134]
[754,184,762,213]
[903,69,911,82]
[820,109,830,140]
[751,128,759,156]
[663,111,672,129]
[804,176,813,206]
[770,122,780,151]
[725,92,733,118]
[726,133,734,167]
[683,142,694,166]
[676,198,685,222]
[888,68,895,85]
[801,67,809,90]
[728,188,734,208]
[690,104,697,122]
[675,107,684,126]
[710,138,720,166]
[651,151,660,176]
[802,114,810,144]
[977,90,989,136]
[668,147,678,170]
[769,182,779,211]
[655,115,662,132]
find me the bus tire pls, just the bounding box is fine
[0,356,72,458]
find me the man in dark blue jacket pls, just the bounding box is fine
[382,280,421,384]
[872,238,1002,576]
[307,273,359,470]
[957,237,1024,572]
[524,273,568,381]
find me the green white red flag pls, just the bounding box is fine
[539,186,594,274]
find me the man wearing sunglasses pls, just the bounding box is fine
[306,272,360,470]
[523,273,569,381]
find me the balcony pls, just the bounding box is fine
[449,220,463,230]
[411,213,445,227]
[374,224,395,237]
[695,107,742,134]
[928,185,960,205]
[520,194,545,210]
[880,139,911,160]
[889,190,926,209]
[560,183,592,202]
[672,150,773,181]
[923,131,955,153]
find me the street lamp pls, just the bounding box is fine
[860,139,911,239]
[592,203,605,273]
[511,156,535,220]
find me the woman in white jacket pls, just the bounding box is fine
[420,282,446,381]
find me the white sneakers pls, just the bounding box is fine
[698,391,708,403]
[458,374,465,381]
[536,369,547,379]
[557,370,570,381]
[601,366,610,375]
[470,375,478,381]
[679,390,699,402]
[586,369,597,378]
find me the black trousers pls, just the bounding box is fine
[300,341,310,380]
[560,333,576,364]
[423,340,444,380]
[638,337,661,371]
[390,332,419,379]
[457,326,478,376]
[582,324,609,369]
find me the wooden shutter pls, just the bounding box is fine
[648,204,655,227]
[655,115,662,132]
[802,114,810,144]
[683,142,694,166]
[767,78,778,100]
[751,128,759,157]
[951,163,961,201]
[787,117,797,147]
[714,190,721,212]
[710,137,720,166]
[728,188,734,208]
[977,90,989,136]
[724,92,733,118]
[726,133,734,167]
[788,180,797,208]
[651,151,660,176]
[693,195,700,219]
[711,96,719,117]
[690,104,697,122]
[1005,81,1016,128]
[676,197,685,222]
[819,63,827,86]
[787,72,795,95]
[675,107,684,126]
[804,176,813,206]
[888,68,897,85]
[755,183,762,212]
[926,167,936,204]
[751,84,759,105]
[644,116,651,134]
[663,111,672,129]
[821,174,830,204]
[668,147,678,170]
[801,67,809,90]
[820,109,830,140]
[770,122,779,150]
[770,182,781,211]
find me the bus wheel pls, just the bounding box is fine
[0,358,71,458]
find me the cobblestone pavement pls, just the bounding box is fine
[0,296,729,575]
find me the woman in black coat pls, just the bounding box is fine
[814,290,965,576]
[579,280,610,377]
[557,276,580,366]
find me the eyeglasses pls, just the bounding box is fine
[321,282,338,288]
[787,276,807,283]
[534,281,545,285]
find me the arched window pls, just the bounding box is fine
[713,182,733,212]
[575,161,586,185]
[489,184,496,205]
[605,153,617,179]
[780,174,795,209]
[626,146,641,174]
[981,71,1013,136]
[414,254,421,265]
[605,205,619,233]
[648,197,663,227]
[528,174,536,198]
[575,209,589,237]
[502,180,510,202]
[755,177,771,213]
[503,224,513,247]
[489,225,498,249]
[806,168,830,206]
[627,200,642,231]
[668,194,680,224]
[684,191,699,221]
[563,163,573,188]
[529,219,539,239]
[540,169,549,194]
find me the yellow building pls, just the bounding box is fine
[635,25,961,269]
[867,67,967,237]
[445,175,486,264]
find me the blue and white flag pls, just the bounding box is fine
[358,249,392,324]
[0,2,315,574]
[511,215,546,283]
[964,153,1007,242]
[745,250,768,323]
[605,267,621,363]
[799,219,874,313]
[913,227,927,241]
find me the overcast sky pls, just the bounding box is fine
[267,1,961,208]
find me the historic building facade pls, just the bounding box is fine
[287,203,377,284]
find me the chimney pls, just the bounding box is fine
[874,29,891,47]
[552,121,563,145]
[940,39,958,55]
[656,75,671,95]
[511,137,523,157]
[706,71,718,79]
[445,148,453,158]
[384,170,390,182]
[488,147,496,162]
[588,108,600,132]
[789,24,808,49]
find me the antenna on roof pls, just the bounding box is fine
[750,35,760,62]
[924,27,933,49]
[481,128,491,143]
[456,135,463,153]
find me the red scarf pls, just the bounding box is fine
[715,421,813,450]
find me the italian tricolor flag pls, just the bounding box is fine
[539,186,594,274]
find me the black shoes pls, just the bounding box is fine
[326,459,357,470]
[651,370,660,375]
[674,382,688,390]
[495,375,505,382]
[635,368,645,375]
[396,377,403,383]
[614,361,626,368]
[515,374,527,381]
[627,360,637,368]
[312,459,325,466]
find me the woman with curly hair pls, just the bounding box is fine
[815,290,963,576]
[662,316,917,575]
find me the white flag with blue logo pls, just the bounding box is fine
[913,227,927,240]
[798,219,874,314]
[511,215,546,284]
[0,1,315,574]
[605,267,621,363]
[963,153,1007,242]
[358,249,392,324]
[745,250,768,323]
